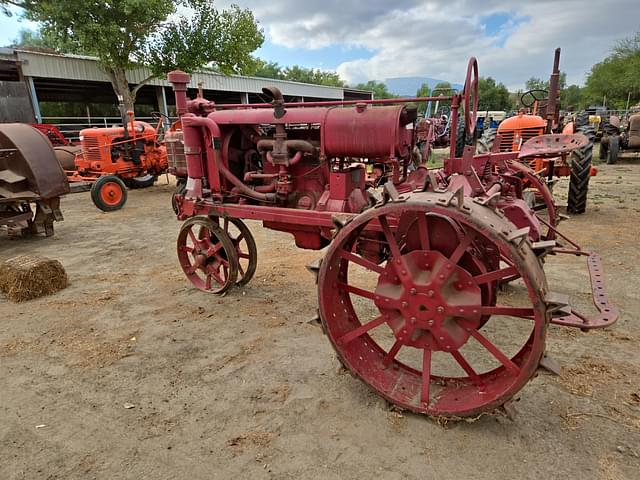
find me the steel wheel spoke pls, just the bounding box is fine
[450,350,482,384]
[481,306,535,318]
[449,234,473,265]
[383,339,403,367]
[416,214,430,251]
[338,282,400,308]
[379,215,403,261]
[238,252,250,259]
[179,245,194,253]
[205,274,212,290]
[237,261,245,276]
[469,329,520,375]
[187,228,198,246]
[223,217,229,232]
[337,315,386,345]
[338,249,385,274]
[421,349,432,405]
[473,265,519,285]
[236,232,244,243]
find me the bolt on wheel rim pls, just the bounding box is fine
[177,216,238,294]
[318,198,548,417]
[100,182,123,206]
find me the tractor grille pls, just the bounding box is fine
[498,127,544,152]
[82,137,101,162]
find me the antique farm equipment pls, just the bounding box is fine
[0,123,69,237]
[600,113,640,164]
[56,110,168,211]
[167,57,618,418]
[476,49,596,214]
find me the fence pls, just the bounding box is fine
[39,116,173,143]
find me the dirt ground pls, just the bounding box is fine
[1,160,639,480]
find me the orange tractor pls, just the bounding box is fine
[54,110,168,211]
[477,49,596,214]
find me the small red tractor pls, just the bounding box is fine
[54,110,168,211]
[477,49,596,214]
[0,123,69,237]
[166,58,617,419]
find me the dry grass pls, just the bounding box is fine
[0,255,67,302]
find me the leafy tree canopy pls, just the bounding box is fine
[583,32,640,109]
[477,76,512,111]
[351,80,397,99]
[6,0,263,110]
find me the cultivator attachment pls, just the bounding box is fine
[0,123,69,237]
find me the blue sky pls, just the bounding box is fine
[2,1,638,90]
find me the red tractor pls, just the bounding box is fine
[476,49,596,214]
[54,111,168,211]
[166,58,617,419]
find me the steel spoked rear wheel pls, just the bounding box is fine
[318,195,548,418]
[177,216,238,294]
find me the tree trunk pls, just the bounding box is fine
[106,66,135,114]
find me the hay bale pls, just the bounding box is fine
[0,255,68,302]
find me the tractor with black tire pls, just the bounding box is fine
[54,107,169,212]
[476,49,596,214]
[600,113,640,164]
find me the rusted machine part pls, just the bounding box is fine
[518,134,588,159]
[318,193,548,417]
[54,145,83,171]
[549,252,618,329]
[0,123,69,237]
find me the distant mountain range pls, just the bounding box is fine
[384,77,464,97]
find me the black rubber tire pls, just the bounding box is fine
[567,125,594,215]
[125,174,156,189]
[171,178,187,214]
[599,138,608,159]
[607,135,619,165]
[91,175,128,212]
[574,111,589,129]
[476,127,497,154]
[455,118,474,157]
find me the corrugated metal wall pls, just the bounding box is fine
[0,81,35,122]
[17,51,344,100]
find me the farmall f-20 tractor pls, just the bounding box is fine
[477,49,596,215]
[166,58,617,419]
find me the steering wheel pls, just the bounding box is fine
[462,57,479,135]
[520,89,548,108]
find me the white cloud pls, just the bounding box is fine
[219,0,639,89]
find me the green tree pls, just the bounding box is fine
[280,65,345,87]
[561,84,584,110]
[415,82,431,114]
[525,72,566,92]
[583,32,640,109]
[432,81,455,95]
[249,59,346,87]
[251,59,285,80]
[477,76,512,111]
[15,0,263,111]
[351,80,397,99]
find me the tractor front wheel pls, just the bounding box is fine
[91,175,128,212]
[177,216,238,294]
[210,216,258,286]
[607,135,619,165]
[567,125,594,214]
